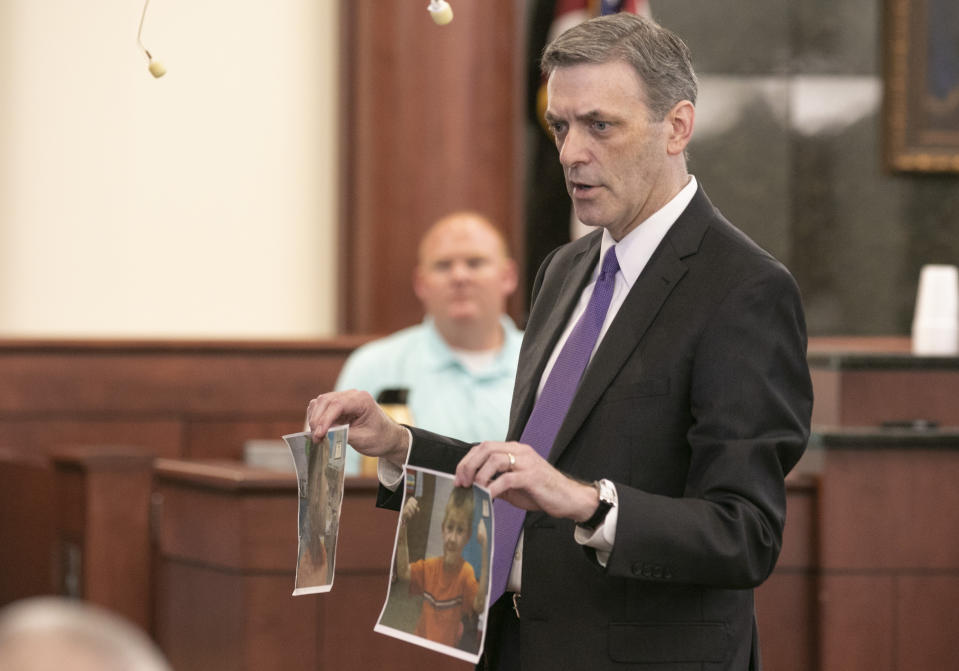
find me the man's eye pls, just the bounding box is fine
[549,122,566,136]
[592,121,609,131]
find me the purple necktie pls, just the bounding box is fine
[491,245,620,603]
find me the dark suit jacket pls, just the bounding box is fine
[380,187,813,670]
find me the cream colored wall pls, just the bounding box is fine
[0,0,338,338]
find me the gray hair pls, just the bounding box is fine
[541,12,697,120]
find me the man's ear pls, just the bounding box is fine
[665,100,695,156]
[412,266,427,303]
[500,259,519,297]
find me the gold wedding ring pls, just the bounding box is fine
[507,452,516,471]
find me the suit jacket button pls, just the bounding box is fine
[631,562,643,576]
[653,566,663,579]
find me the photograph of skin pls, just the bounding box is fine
[374,466,491,664]
[284,426,347,595]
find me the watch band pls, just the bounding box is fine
[580,479,617,530]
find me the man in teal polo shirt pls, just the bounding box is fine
[336,211,522,475]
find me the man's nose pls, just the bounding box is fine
[559,127,588,167]
[450,261,471,281]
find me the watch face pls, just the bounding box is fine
[598,479,616,505]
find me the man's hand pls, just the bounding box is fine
[454,441,599,523]
[307,390,410,467]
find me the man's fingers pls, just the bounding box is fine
[454,442,487,486]
[473,452,511,488]
[307,390,371,440]
[455,441,519,487]
[306,394,339,438]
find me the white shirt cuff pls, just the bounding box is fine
[573,494,619,567]
[377,427,413,490]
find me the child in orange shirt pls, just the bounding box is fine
[396,486,489,648]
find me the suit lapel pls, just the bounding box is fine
[545,195,713,465]
[545,245,687,463]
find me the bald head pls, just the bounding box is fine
[414,212,518,350]
[417,212,510,265]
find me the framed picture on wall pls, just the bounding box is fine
[883,0,959,172]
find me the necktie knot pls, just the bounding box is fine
[599,246,620,280]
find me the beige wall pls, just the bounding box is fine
[0,0,338,338]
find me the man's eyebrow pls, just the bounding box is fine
[579,110,625,123]
[544,109,617,123]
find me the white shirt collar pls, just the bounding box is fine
[599,175,698,288]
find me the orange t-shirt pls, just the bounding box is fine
[409,556,478,647]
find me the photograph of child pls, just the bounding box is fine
[375,466,491,663]
[284,426,347,595]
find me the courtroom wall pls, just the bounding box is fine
[0,0,339,339]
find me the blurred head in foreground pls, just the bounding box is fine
[0,597,172,671]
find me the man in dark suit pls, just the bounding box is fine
[309,13,812,671]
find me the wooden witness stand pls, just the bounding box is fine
[152,461,470,671]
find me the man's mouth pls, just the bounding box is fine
[570,181,599,196]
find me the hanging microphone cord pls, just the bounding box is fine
[138,0,167,78]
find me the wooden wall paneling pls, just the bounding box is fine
[895,575,959,671]
[817,574,896,671]
[152,460,311,671]
[806,337,959,428]
[754,473,819,671]
[818,448,959,570]
[153,461,298,571]
[341,1,524,334]
[185,420,305,460]
[835,369,959,426]
[0,339,366,461]
[51,446,155,631]
[806,336,912,354]
[0,420,184,459]
[0,447,56,605]
[808,368,841,426]
[156,561,325,671]
[244,574,324,671]
[815,432,959,671]
[0,339,364,412]
[155,561,247,671]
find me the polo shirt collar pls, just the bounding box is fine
[421,316,519,379]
